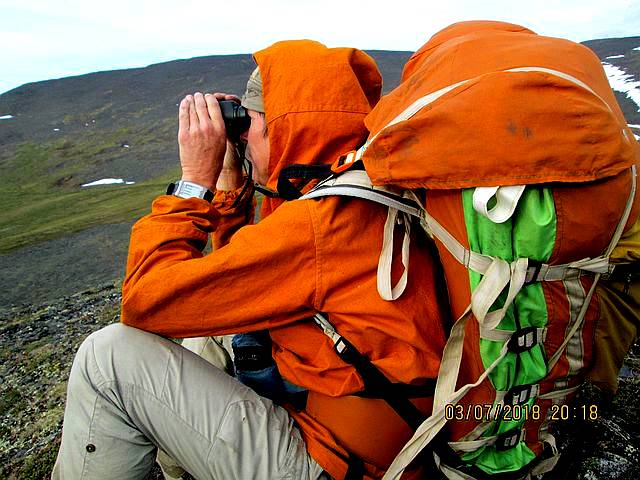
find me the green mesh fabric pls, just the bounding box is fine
[459,187,556,475]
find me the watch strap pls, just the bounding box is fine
[167,180,214,202]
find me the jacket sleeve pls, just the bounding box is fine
[121,195,319,338]
[211,176,256,250]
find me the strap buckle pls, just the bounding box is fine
[507,327,540,354]
[331,150,358,173]
[504,384,539,405]
[524,259,543,285]
[334,336,361,365]
[496,428,524,451]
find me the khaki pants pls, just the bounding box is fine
[51,323,324,480]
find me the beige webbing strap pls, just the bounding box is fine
[433,452,478,480]
[473,184,527,224]
[378,208,411,300]
[383,332,513,479]
[547,165,637,370]
[529,433,560,476]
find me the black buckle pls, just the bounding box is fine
[334,337,361,365]
[504,384,539,405]
[524,259,543,285]
[507,327,539,354]
[496,429,523,451]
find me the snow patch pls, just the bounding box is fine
[606,54,624,59]
[629,124,640,129]
[602,63,640,111]
[53,128,60,132]
[634,47,640,51]
[636,134,640,141]
[0,114,14,120]
[122,144,130,148]
[81,178,136,187]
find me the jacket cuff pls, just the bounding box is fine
[213,175,254,216]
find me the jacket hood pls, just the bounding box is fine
[253,40,382,215]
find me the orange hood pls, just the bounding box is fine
[253,40,382,215]
[362,21,638,189]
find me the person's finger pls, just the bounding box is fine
[211,92,241,103]
[194,92,209,125]
[187,95,198,129]
[204,94,224,133]
[178,97,189,132]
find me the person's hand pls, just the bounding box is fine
[178,92,227,190]
[211,93,245,191]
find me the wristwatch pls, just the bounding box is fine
[166,180,214,202]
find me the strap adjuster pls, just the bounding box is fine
[504,384,539,405]
[524,259,543,285]
[334,336,361,365]
[331,150,358,173]
[496,428,524,451]
[507,327,540,354]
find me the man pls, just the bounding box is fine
[52,40,448,480]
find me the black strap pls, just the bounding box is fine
[344,452,365,480]
[277,164,333,200]
[332,336,427,431]
[356,381,436,399]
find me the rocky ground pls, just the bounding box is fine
[0,282,638,479]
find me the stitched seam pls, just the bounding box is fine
[80,394,101,478]
[305,200,323,311]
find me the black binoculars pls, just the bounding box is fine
[219,100,250,142]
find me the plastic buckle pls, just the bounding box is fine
[504,384,539,405]
[334,337,360,364]
[496,429,523,451]
[524,259,543,285]
[507,327,539,354]
[331,150,358,174]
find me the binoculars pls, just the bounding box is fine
[219,100,250,142]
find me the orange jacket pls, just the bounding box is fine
[122,41,447,479]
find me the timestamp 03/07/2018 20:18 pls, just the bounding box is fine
[444,402,599,422]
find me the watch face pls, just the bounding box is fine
[169,181,212,201]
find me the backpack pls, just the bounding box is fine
[301,23,639,480]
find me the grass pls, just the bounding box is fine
[0,172,178,253]
[0,118,182,253]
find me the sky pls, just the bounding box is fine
[1,0,639,95]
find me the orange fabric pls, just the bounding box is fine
[361,21,638,189]
[211,176,255,249]
[369,21,640,465]
[254,40,382,216]
[306,392,433,471]
[122,41,445,479]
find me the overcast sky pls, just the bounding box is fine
[1,0,639,95]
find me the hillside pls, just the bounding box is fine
[1,40,639,307]
[0,50,412,307]
[0,38,639,479]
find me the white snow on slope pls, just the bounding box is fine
[602,63,640,112]
[629,124,640,129]
[0,114,14,120]
[634,47,640,51]
[606,55,625,59]
[81,178,136,187]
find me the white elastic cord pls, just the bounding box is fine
[377,208,411,301]
[473,185,527,223]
